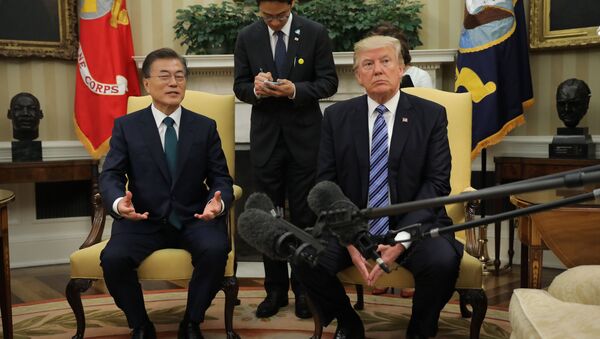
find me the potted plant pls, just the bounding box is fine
[174,0,423,55]
[174,1,255,54]
[295,0,423,51]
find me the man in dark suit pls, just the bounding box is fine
[233,0,338,319]
[292,36,463,339]
[99,48,233,339]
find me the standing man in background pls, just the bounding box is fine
[233,0,338,319]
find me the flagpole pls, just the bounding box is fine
[477,149,492,274]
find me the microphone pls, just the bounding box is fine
[238,192,326,267]
[307,181,390,273]
[244,192,277,216]
[238,208,322,266]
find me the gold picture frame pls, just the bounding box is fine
[0,0,78,60]
[530,0,600,50]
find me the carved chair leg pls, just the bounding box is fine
[457,289,472,318]
[354,284,364,310]
[305,295,323,339]
[65,278,94,339]
[457,288,488,339]
[222,276,240,339]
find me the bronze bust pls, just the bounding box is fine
[7,92,44,141]
[556,78,591,128]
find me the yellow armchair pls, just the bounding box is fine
[66,90,242,339]
[311,88,487,339]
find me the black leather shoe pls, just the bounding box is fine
[178,320,204,339]
[294,293,312,319]
[131,321,156,339]
[256,291,288,318]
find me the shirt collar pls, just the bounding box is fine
[267,12,293,37]
[367,90,401,117]
[151,104,182,128]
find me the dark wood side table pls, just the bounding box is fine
[0,189,15,339]
[493,156,600,275]
[0,160,100,219]
[0,160,99,339]
[510,189,600,288]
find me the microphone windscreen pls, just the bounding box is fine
[307,181,367,246]
[307,181,359,215]
[244,192,275,213]
[237,208,287,260]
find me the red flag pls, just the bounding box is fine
[74,0,140,159]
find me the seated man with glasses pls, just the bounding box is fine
[100,47,233,339]
[234,0,338,320]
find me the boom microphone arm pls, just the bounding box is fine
[383,188,600,243]
[363,168,600,219]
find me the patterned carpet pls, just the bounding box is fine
[6,289,510,338]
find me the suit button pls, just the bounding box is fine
[161,218,167,224]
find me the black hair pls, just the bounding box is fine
[141,48,188,78]
[367,22,411,65]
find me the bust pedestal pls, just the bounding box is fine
[549,127,595,159]
[11,141,42,162]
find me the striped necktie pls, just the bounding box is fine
[163,117,182,229]
[368,104,390,236]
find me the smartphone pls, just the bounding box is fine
[264,81,282,86]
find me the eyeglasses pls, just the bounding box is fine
[260,12,290,23]
[147,73,186,83]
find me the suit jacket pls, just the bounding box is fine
[99,106,234,234]
[233,14,338,167]
[317,92,456,241]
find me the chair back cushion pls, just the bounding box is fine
[401,88,472,229]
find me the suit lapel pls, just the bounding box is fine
[282,17,302,79]
[140,107,171,183]
[388,92,414,203]
[256,21,278,76]
[353,96,370,206]
[173,108,194,186]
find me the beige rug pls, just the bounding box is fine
[6,289,510,338]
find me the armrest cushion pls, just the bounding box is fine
[548,265,600,305]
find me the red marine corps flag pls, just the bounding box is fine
[74,0,140,159]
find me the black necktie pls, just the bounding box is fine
[163,117,181,229]
[274,30,286,79]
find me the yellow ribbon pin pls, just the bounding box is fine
[298,58,304,65]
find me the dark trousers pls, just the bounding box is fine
[292,235,462,337]
[100,218,228,328]
[253,136,316,296]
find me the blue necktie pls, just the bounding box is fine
[274,31,286,79]
[368,105,390,236]
[163,117,182,229]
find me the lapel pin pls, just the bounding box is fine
[295,28,301,35]
[294,37,299,41]
[298,58,304,65]
[402,117,408,123]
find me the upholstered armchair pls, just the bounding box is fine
[66,91,242,339]
[510,265,600,339]
[310,88,487,339]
